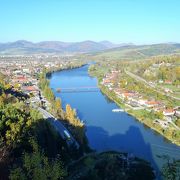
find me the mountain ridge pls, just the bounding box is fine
[0,40,180,56]
[0,40,132,55]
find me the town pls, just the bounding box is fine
[0,55,77,104]
[102,69,180,129]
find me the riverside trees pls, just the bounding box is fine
[65,104,85,145]
[39,70,86,148]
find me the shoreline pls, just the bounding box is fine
[88,69,180,147]
[98,83,180,146]
[46,63,87,77]
[42,62,92,152]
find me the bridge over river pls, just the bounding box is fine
[56,86,100,93]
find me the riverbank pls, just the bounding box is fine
[46,62,86,77]
[89,69,180,147]
[39,62,92,153]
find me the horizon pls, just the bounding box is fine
[1,0,180,44]
[0,39,180,46]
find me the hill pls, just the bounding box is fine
[0,41,180,57]
[0,40,122,55]
[90,43,180,60]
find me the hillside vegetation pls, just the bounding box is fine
[90,43,180,60]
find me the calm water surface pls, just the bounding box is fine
[49,65,180,173]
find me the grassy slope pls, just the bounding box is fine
[91,44,180,60]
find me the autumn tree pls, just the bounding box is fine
[51,98,65,119]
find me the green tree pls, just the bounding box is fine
[155,111,164,120]
[161,157,180,180]
[10,140,67,180]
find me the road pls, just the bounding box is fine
[35,105,80,149]
[170,121,180,131]
[125,70,180,101]
[165,117,180,131]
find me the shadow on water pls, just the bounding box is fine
[87,125,161,178]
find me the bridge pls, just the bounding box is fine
[56,86,100,93]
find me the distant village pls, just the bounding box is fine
[0,55,76,107]
[101,69,180,130]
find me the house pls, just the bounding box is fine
[121,92,135,100]
[144,101,160,108]
[158,80,164,84]
[103,79,112,84]
[164,88,173,93]
[12,76,29,85]
[175,110,180,118]
[138,99,147,106]
[23,68,30,73]
[114,89,123,95]
[164,80,172,84]
[163,109,175,116]
[22,86,39,95]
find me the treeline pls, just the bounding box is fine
[39,69,88,152]
[45,61,85,78]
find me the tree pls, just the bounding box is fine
[161,156,180,180]
[65,104,75,123]
[65,104,85,144]
[9,140,67,180]
[175,119,180,128]
[155,111,164,120]
[53,98,64,119]
[44,86,54,101]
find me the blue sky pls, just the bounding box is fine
[0,0,179,44]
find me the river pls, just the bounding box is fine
[49,65,180,175]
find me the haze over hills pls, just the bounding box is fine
[0,40,180,58]
[0,40,125,55]
[90,43,180,60]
